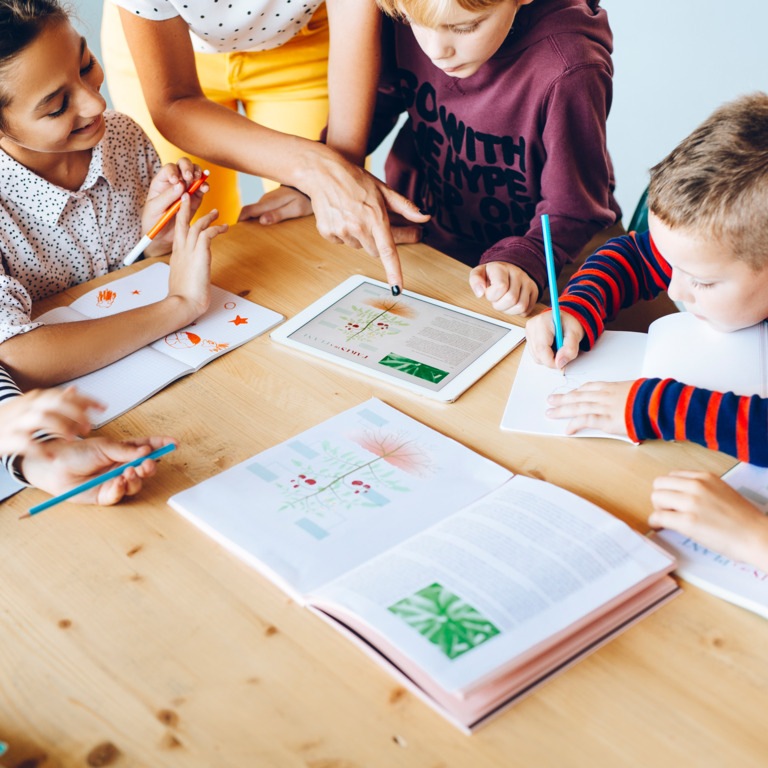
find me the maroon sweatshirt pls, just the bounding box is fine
[371,0,621,294]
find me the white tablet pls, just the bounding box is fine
[270,275,525,402]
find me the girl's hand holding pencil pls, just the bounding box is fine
[133,160,210,262]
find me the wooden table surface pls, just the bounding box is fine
[1,217,764,768]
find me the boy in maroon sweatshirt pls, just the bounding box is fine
[371,0,621,315]
[250,0,620,316]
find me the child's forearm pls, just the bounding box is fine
[559,231,672,348]
[0,296,197,390]
[627,378,768,466]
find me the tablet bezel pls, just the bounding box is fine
[270,275,525,402]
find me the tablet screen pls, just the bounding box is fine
[278,278,519,397]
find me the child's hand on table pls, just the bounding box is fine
[142,159,209,257]
[525,310,585,369]
[469,262,539,316]
[650,471,768,571]
[0,386,104,454]
[545,380,634,436]
[21,435,175,506]
[239,185,313,225]
[166,195,228,325]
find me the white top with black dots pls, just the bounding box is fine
[109,0,324,54]
[0,109,160,344]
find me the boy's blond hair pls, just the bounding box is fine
[648,92,768,270]
[376,0,505,29]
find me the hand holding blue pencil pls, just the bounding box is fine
[20,442,176,518]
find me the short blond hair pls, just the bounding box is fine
[376,0,506,28]
[648,92,768,270]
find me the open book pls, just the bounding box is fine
[169,398,679,731]
[656,462,768,619]
[503,312,768,439]
[36,263,284,426]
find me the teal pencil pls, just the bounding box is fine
[20,443,176,519]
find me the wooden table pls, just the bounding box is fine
[1,218,764,768]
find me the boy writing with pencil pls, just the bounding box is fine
[526,91,768,571]
[249,0,621,315]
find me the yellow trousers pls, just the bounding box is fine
[100,1,331,223]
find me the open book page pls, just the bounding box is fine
[655,462,768,618]
[501,332,645,439]
[641,312,768,397]
[168,398,513,600]
[312,475,675,694]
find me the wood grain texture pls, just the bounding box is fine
[1,218,762,768]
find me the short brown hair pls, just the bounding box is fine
[648,92,768,269]
[376,0,506,28]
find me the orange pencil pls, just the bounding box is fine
[123,170,210,266]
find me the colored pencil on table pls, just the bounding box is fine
[541,213,564,351]
[19,443,177,519]
[123,171,210,266]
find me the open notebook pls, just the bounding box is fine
[169,398,679,731]
[503,312,768,439]
[36,263,284,426]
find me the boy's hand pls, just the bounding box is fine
[167,195,228,324]
[21,435,174,506]
[469,262,538,316]
[545,380,634,436]
[239,186,314,225]
[142,159,209,257]
[0,386,104,455]
[650,471,768,571]
[525,311,585,369]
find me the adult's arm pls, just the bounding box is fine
[325,0,381,166]
[118,9,428,288]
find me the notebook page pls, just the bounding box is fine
[501,331,646,439]
[148,284,284,370]
[66,261,283,371]
[68,262,171,317]
[56,346,189,427]
[642,313,767,397]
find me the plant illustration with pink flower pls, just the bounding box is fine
[339,298,416,343]
[277,428,433,517]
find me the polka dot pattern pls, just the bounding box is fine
[110,0,323,53]
[0,111,161,343]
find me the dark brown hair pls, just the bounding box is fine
[0,0,69,125]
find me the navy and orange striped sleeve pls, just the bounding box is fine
[626,377,768,467]
[559,230,672,349]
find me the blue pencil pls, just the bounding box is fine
[541,214,563,350]
[20,443,177,519]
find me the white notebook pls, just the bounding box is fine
[502,312,768,439]
[36,263,284,426]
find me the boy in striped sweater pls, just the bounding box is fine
[525,92,768,571]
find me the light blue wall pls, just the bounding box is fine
[78,0,768,219]
[602,0,767,219]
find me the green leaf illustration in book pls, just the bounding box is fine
[388,583,501,660]
[339,298,415,343]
